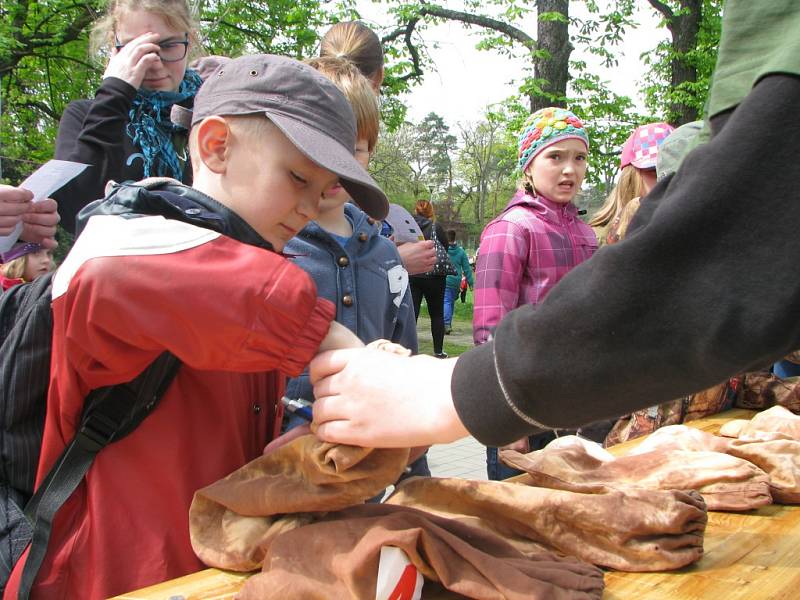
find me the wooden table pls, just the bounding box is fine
[115,409,800,599]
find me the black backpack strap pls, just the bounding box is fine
[18,351,180,599]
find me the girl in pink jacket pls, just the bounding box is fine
[473,106,597,479]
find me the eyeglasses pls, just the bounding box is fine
[114,33,189,63]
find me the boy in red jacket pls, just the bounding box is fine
[5,54,388,600]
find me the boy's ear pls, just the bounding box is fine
[194,116,231,174]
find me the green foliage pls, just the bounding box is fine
[0,0,103,181]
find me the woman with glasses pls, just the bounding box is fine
[53,0,203,233]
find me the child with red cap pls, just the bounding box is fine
[589,122,674,245]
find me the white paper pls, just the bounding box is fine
[0,160,89,253]
[384,203,424,244]
[375,546,423,600]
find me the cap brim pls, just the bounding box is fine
[630,158,657,170]
[266,111,389,220]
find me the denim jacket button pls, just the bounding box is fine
[337,256,350,267]
[357,232,368,242]
[342,294,354,307]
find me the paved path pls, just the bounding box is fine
[416,315,488,480]
[427,435,488,480]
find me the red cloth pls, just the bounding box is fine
[0,273,23,291]
[4,216,334,600]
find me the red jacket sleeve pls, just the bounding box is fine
[53,229,334,389]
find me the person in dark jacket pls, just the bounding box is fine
[304,0,800,450]
[52,0,203,233]
[409,199,449,358]
[444,230,473,335]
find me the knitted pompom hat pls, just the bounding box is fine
[517,107,589,172]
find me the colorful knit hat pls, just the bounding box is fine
[1,242,43,264]
[517,107,589,172]
[619,122,675,170]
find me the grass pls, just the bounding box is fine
[416,297,474,357]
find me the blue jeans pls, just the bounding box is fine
[774,359,800,378]
[443,286,458,327]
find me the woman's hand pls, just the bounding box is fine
[103,32,162,89]
[310,349,468,447]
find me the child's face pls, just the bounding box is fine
[115,10,188,92]
[23,249,52,281]
[526,139,588,204]
[218,122,339,252]
[318,138,371,216]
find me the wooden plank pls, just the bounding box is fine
[110,568,252,600]
[122,409,800,599]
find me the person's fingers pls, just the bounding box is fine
[27,197,58,214]
[313,418,369,447]
[263,425,310,455]
[0,186,34,205]
[308,349,357,386]
[132,51,162,78]
[37,237,58,250]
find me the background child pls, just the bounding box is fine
[320,21,437,277]
[283,56,428,478]
[588,122,674,245]
[473,106,597,480]
[0,242,53,291]
[444,229,473,334]
[5,54,384,600]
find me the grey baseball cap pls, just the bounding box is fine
[191,54,388,220]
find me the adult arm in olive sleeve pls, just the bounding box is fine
[452,74,800,446]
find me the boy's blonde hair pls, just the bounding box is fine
[588,165,645,228]
[319,21,383,83]
[90,0,201,59]
[304,56,380,152]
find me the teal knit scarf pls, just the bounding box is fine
[126,69,203,179]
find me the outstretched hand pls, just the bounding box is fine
[309,348,468,448]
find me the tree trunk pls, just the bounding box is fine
[532,0,572,111]
[649,0,702,125]
[670,0,701,124]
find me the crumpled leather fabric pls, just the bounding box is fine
[238,503,605,600]
[629,420,800,504]
[190,436,605,599]
[385,476,707,572]
[733,372,800,412]
[603,378,740,447]
[190,435,409,570]
[500,435,770,512]
[720,405,800,440]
